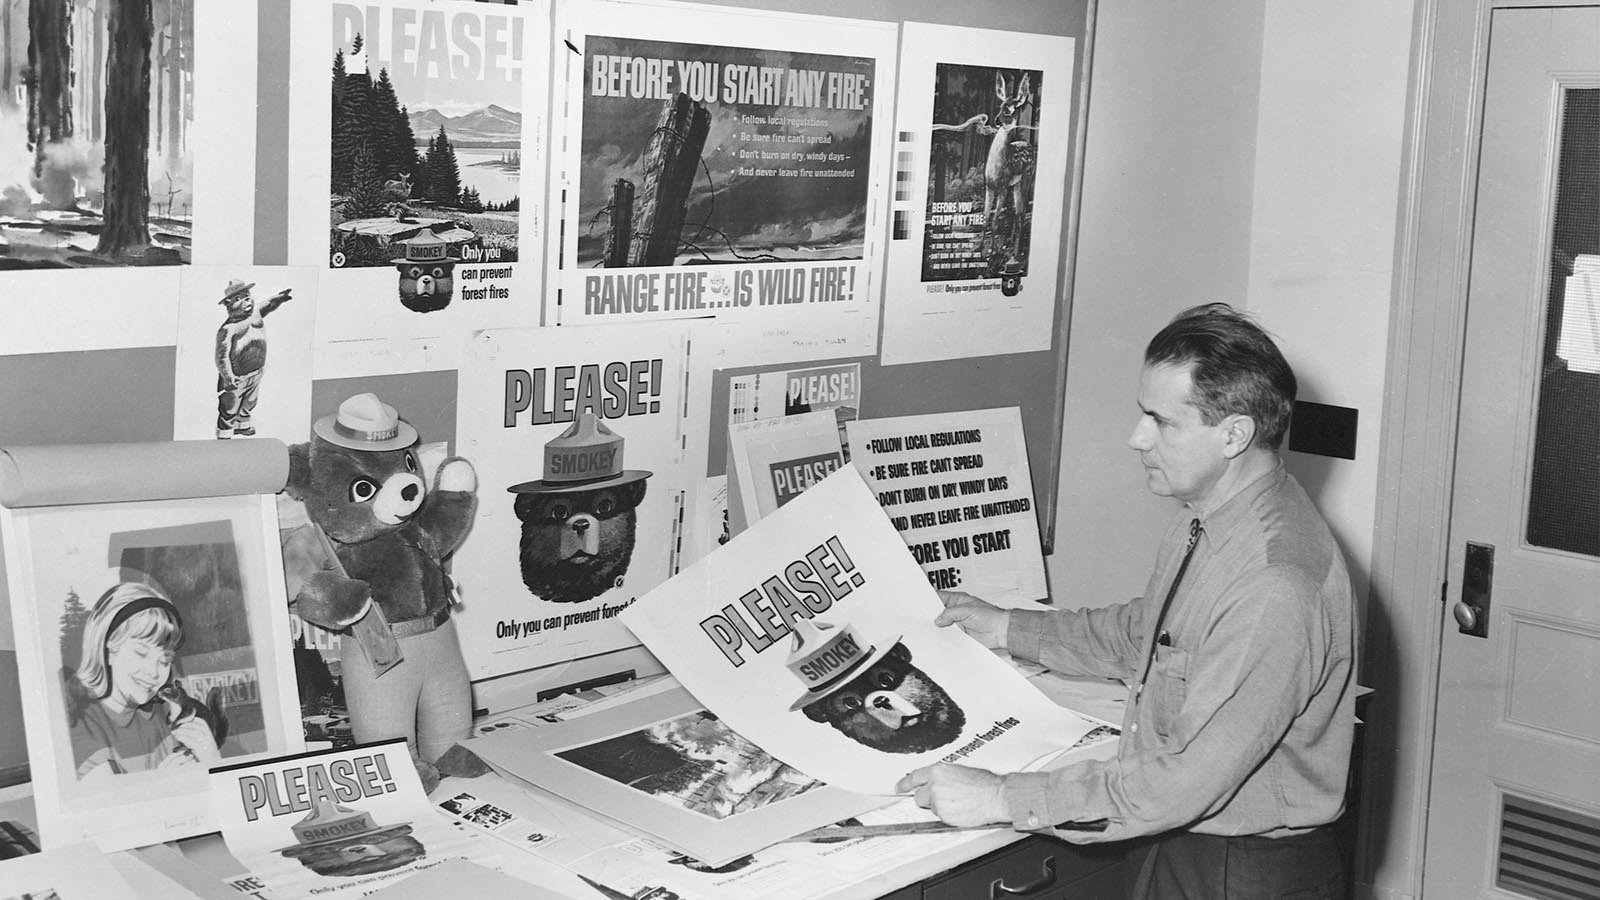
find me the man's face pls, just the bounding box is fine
[1127,362,1231,507]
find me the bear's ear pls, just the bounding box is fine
[802,701,831,723]
[886,642,912,665]
[622,479,648,509]
[285,442,312,499]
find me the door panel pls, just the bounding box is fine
[1425,7,1600,900]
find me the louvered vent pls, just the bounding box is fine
[1496,794,1600,900]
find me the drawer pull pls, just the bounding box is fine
[990,856,1056,897]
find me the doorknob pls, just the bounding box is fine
[1456,541,1493,638]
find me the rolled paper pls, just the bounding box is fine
[0,439,289,509]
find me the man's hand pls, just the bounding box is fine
[895,763,1009,828]
[935,590,1009,650]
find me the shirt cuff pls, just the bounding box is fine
[1002,770,1062,831]
[1006,609,1052,663]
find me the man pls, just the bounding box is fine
[897,303,1355,899]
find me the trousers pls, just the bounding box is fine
[340,617,471,764]
[1125,826,1348,900]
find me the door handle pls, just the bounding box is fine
[1454,541,1493,638]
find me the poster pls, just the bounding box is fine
[466,684,886,867]
[211,740,503,899]
[549,0,896,366]
[172,266,318,442]
[451,323,708,679]
[0,1,257,366]
[0,0,256,272]
[286,0,548,357]
[880,23,1076,366]
[1,483,302,851]
[726,411,843,536]
[727,362,860,458]
[621,467,1096,795]
[847,407,1047,605]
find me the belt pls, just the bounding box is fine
[388,604,450,639]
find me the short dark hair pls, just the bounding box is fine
[1144,302,1297,449]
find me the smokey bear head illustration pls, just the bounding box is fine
[392,231,457,313]
[789,620,966,754]
[509,412,651,604]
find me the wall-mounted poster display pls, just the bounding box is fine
[880,23,1076,366]
[0,0,258,272]
[451,323,709,680]
[0,441,303,851]
[547,0,896,366]
[286,0,548,358]
[172,266,319,443]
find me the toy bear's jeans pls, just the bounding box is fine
[341,617,471,764]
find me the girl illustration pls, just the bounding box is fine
[66,582,221,779]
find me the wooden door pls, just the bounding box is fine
[1423,7,1600,898]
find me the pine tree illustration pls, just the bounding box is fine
[58,587,88,675]
[425,125,461,206]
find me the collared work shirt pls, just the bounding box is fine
[1001,466,1356,842]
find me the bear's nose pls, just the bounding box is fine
[402,484,418,502]
[572,518,590,534]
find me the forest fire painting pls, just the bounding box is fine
[0,0,193,269]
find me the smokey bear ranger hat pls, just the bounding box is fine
[507,411,651,495]
[218,278,255,304]
[313,393,419,452]
[787,617,899,711]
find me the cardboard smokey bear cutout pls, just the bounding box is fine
[789,619,966,754]
[509,412,651,604]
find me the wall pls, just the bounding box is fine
[1246,1,1412,618]
[1045,1,1267,605]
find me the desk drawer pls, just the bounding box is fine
[921,836,1123,900]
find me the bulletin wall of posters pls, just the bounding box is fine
[0,0,1094,786]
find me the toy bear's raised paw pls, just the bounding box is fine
[435,457,477,494]
[292,571,373,631]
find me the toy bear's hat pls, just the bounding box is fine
[507,412,652,494]
[786,617,898,711]
[391,230,453,266]
[313,393,419,452]
[218,278,254,303]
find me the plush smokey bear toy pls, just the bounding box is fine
[283,393,477,772]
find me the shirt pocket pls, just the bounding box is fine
[1147,646,1190,741]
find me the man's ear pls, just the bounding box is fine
[1220,414,1257,459]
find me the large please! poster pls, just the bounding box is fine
[622,467,1094,795]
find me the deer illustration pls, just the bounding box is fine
[382,172,414,220]
[982,72,1034,264]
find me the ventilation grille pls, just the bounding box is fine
[1496,795,1600,900]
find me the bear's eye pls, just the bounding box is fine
[839,695,863,712]
[349,478,379,502]
[431,266,447,278]
[407,266,422,279]
[594,495,617,516]
[404,453,418,473]
[545,501,572,520]
[875,670,898,689]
